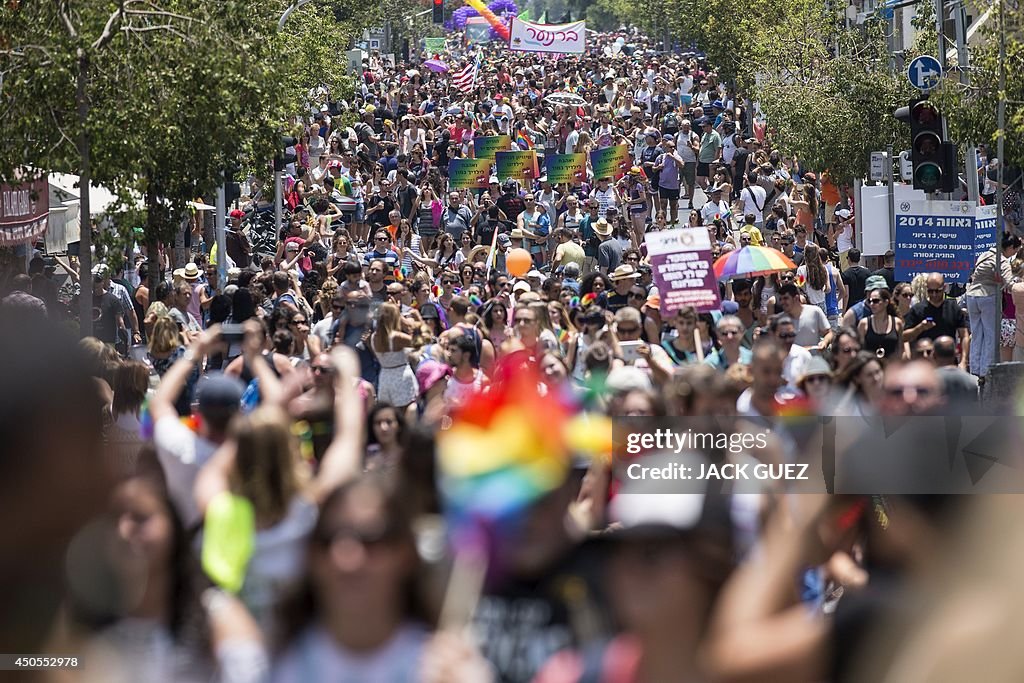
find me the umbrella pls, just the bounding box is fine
[544,91,586,107]
[713,245,796,281]
[423,59,449,73]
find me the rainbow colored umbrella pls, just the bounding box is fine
[713,245,796,281]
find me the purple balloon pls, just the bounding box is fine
[449,0,517,34]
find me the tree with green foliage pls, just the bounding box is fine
[927,4,1024,171]
[748,9,913,183]
[0,0,373,334]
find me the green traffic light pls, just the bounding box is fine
[914,162,942,192]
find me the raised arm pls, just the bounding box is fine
[150,326,222,422]
[307,346,365,504]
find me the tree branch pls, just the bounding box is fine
[121,23,190,41]
[58,0,78,40]
[92,0,126,51]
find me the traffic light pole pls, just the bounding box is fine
[954,1,980,203]
[216,182,227,285]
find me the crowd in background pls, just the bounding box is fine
[4,26,1024,683]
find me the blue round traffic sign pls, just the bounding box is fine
[907,55,943,91]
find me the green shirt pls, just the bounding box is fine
[698,130,723,163]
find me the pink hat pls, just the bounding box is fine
[416,360,451,395]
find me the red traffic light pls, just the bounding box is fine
[433,0,442,5]
[911,101,940,126]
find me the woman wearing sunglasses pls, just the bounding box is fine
[858,287,905,360]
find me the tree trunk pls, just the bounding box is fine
[145,181,161,295]
[76,52,92,337]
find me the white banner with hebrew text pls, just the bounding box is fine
[508,18,585,54]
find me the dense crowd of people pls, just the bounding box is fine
[4,25,1023,683]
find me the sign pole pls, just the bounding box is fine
[993,0,1007,367]
[887,144,896,250]
[954,2,980,204]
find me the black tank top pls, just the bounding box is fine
[864,315,900,358]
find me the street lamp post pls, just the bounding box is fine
[278,0,317,31]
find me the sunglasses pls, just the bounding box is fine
[778,332,797,339]
[311,365,335,374]
[885,385,935,398]
[617,326,640,334]
[868,298,885,304]
[927,288,945,294]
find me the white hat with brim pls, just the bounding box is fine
[609,264,640,281]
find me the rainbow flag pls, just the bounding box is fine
[515,130,534,151]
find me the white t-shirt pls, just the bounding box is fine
[154,416,218,529]
[564,129,580,154]
[676,130,698,163]
[790,302,831,347]
[271,623,429,683]
[783,344,813,388]
[311,313,335,348]
[836,222,854,252]
[722,134,737,164]
[796,265,836,307]
[740,185,767,219]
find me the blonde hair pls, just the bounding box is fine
[148,316,182,355]
[373,302,402,351]
[229,407,305,526]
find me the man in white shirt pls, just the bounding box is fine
[149,330,244,529]
[769,314,812,390]
[739,171,768,228]
[563,119,580,154]
[700,185,732,229]
[778,283,833,351]
[491,95,513,134]
[634,82,653,112]
[675,119,699,207]
[312,293,343,348]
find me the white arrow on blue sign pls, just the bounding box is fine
[907,55,943,91]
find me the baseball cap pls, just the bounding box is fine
[864,275,889,292]
[512,280,532,294]
[497,233,512,247]
[836,208,852,219]
[195,372,245,413]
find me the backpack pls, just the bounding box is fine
[662,112,679,133]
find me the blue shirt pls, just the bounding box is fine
[704,346,753,371]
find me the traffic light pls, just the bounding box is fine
[273,136,297,172]
[432,0,444,24]
[225,158,241,204]
[905,98,957,193]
